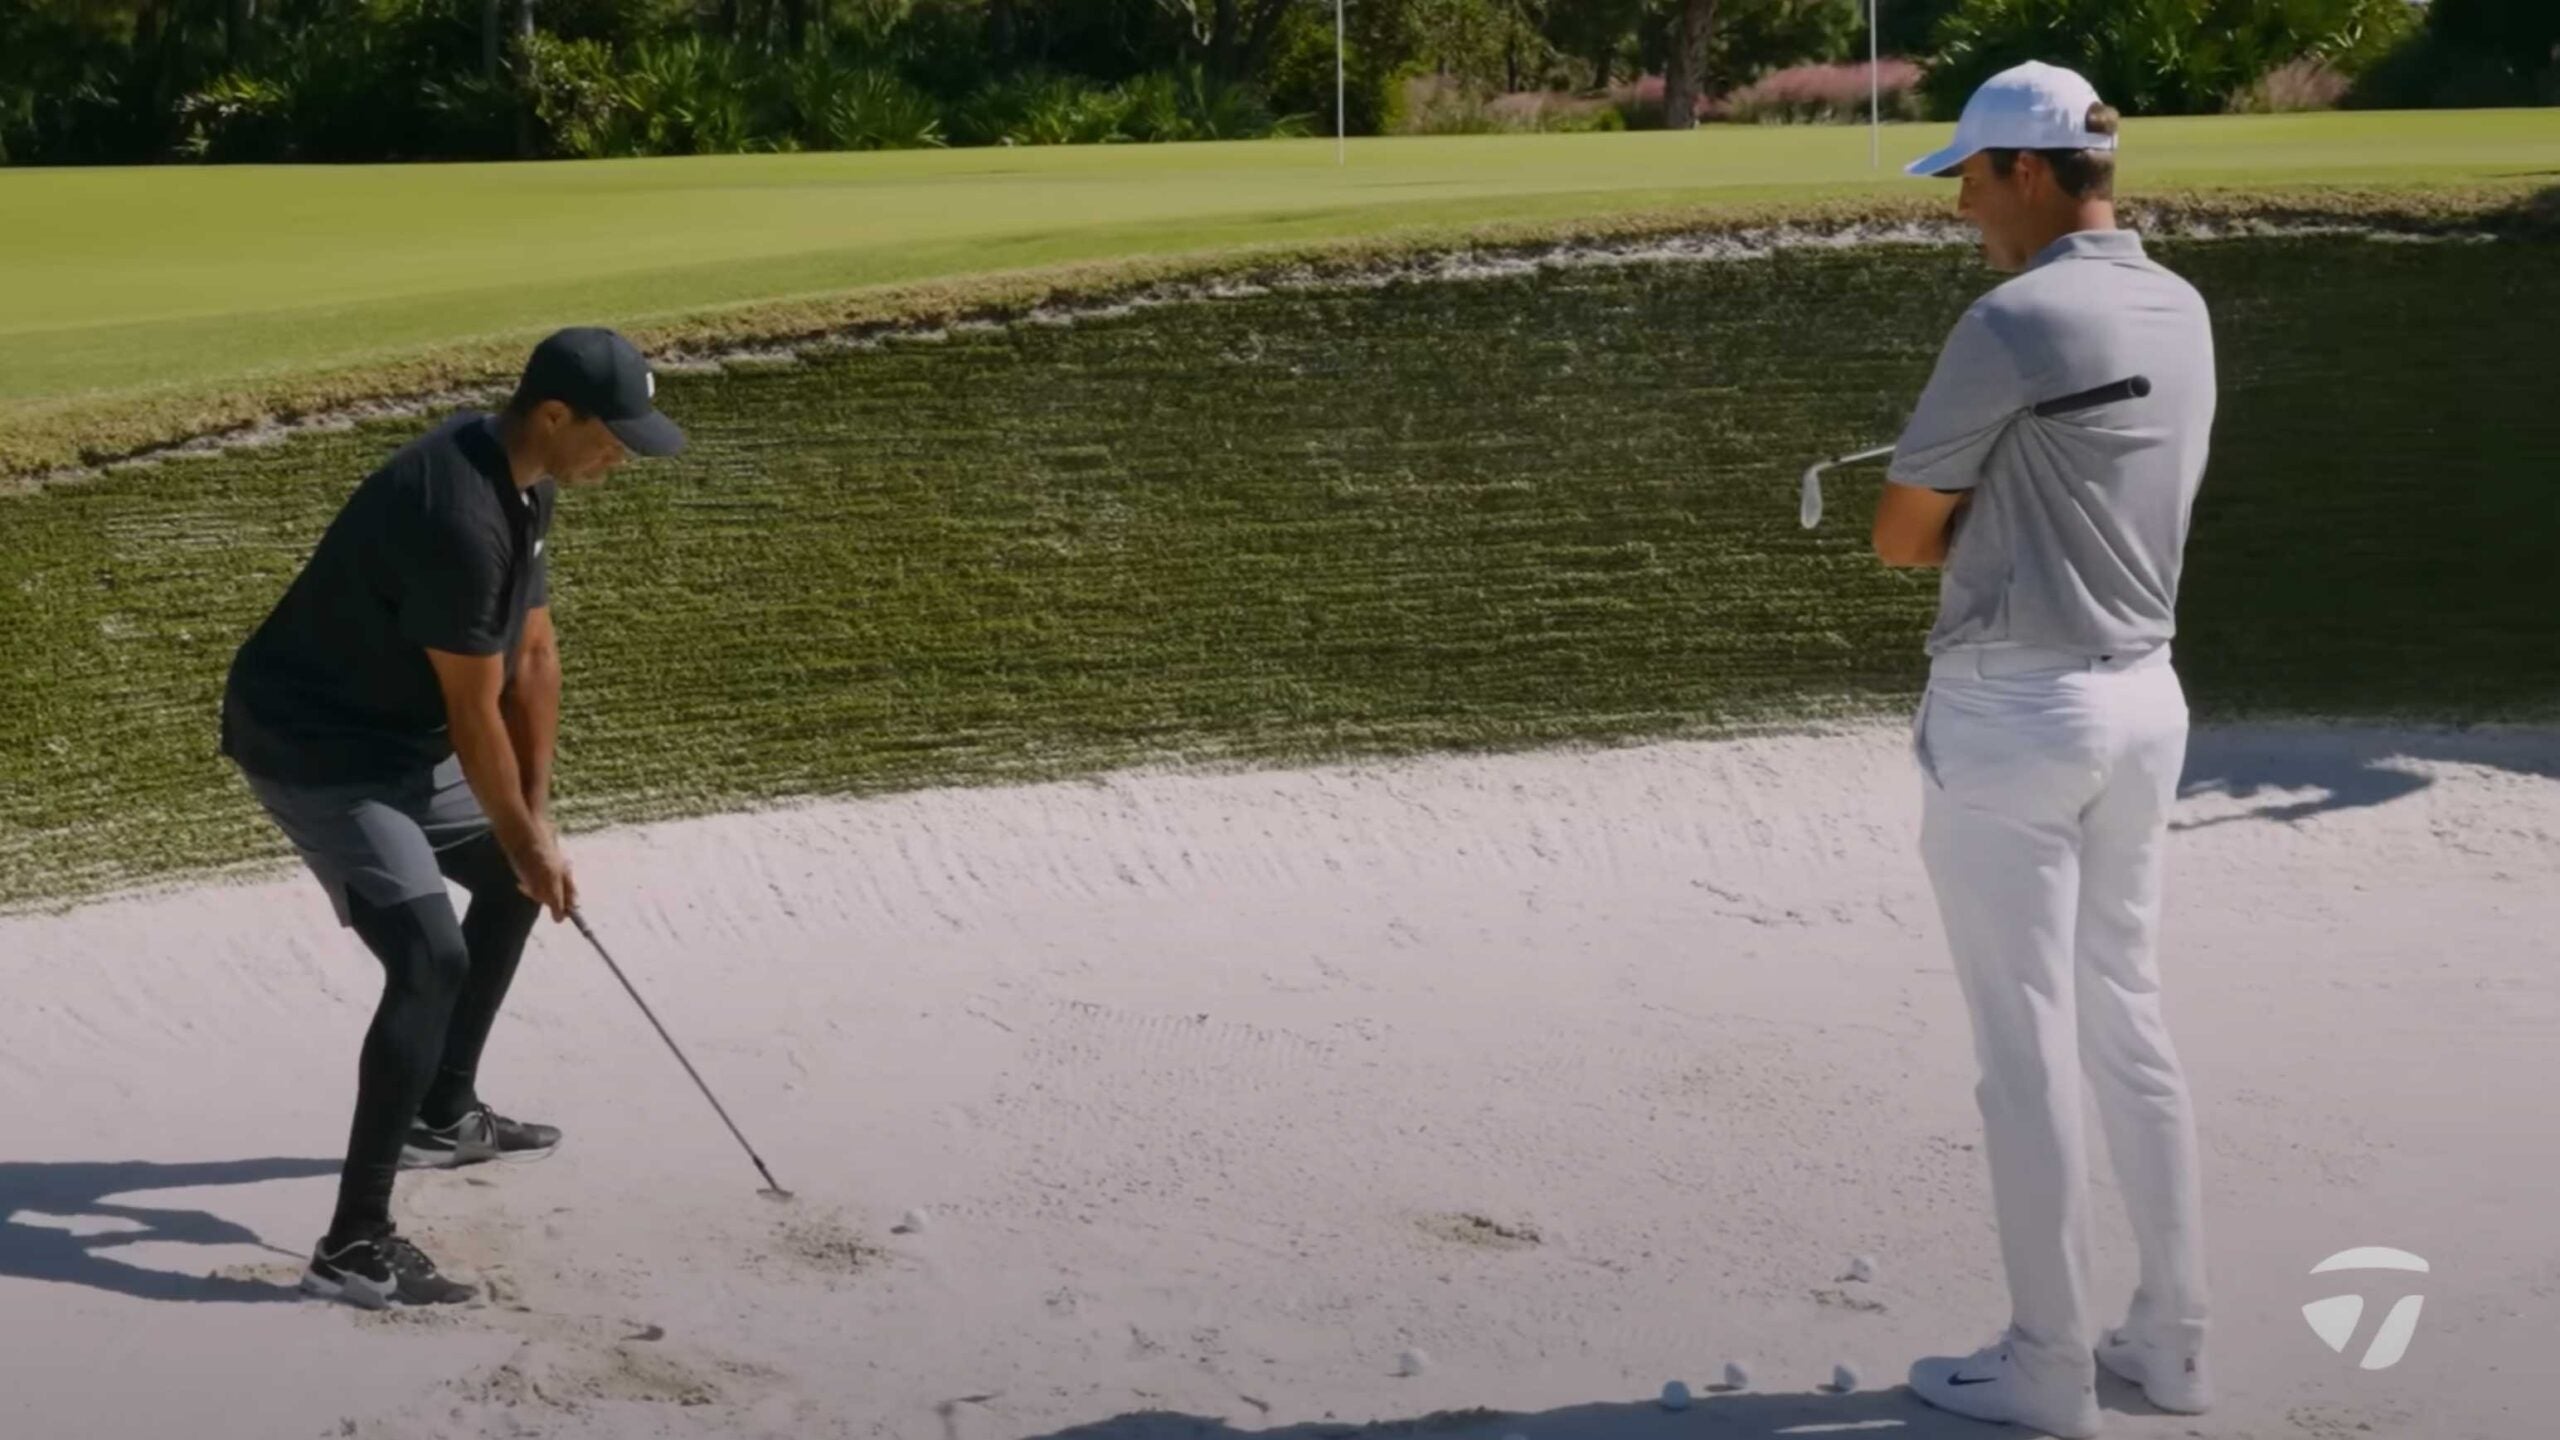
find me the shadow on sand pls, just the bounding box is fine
[1007,1370,2179,1440]
[0,1156,337,1304]
[2178,724,2559,831]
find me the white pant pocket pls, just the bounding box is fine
[1912,684,1943,791]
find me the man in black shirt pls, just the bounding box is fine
[221,327,684,1308]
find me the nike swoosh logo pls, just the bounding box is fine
[1948,1375,1998,1386]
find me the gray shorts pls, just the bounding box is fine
[238,755,494,927]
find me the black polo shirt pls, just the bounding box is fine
[221,412,555,785]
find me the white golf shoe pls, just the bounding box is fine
[2097,1325,2213,1414]
[1909,1332,2103,1438]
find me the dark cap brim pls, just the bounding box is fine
[606,409,687,458]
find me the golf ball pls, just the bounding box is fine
[1659,1381,1692,1412]
[1832,1363,1862,1393]
[1397,1348,1430,1378]
[1846,1255,1877,1283]
[1722,1362,1752,1390]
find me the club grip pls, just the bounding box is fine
[2031,375,2150,417]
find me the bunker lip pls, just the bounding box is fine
[6,182,2552,492]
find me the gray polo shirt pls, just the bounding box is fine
[1889,228,2216,657]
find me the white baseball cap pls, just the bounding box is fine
[1904,60,2115,179]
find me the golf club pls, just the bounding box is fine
[1798,375,2153,529]
[570,908,794,1202]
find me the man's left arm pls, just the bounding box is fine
[505,606,561,822]
[1873,485,1969,568]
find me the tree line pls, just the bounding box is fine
[1,0,2549,164]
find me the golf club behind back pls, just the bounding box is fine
[1798,375,2152,530]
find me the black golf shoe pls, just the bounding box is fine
[301,1227,477,1309]
[400,1102,562,1170]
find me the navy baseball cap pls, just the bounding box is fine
[515,326,686,457]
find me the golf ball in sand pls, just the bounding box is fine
[1659,1381,1692,1412]
[1397,1348,1430,1378]
[1846,1255,1877,1283]
[1722,1362,1752,1390]
[1832,1363,1862,1393]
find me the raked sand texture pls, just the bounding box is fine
[3,724,2556,1440]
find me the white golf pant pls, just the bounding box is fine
[1914,644,2211,1375]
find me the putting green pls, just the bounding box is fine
[4,111,2555,480]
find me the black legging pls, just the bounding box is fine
[332,831,539,1244]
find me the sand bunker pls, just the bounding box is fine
[4,723,2554,1440]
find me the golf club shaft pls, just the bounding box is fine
[1820,442,1897,471]
[1832,376,2150,471]
[1798,375,2151,529]
[571,910,790,1197]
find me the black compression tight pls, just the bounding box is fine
[331,833,539,1245]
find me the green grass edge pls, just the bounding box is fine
[10,179,2554,488]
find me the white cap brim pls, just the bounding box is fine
[1902,140,1976,178]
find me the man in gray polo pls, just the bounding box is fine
[1873,61,2215,1438]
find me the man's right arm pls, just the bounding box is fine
[392,491,572,919]
[426,648,570,918]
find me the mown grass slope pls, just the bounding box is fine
[5,232,2553,908]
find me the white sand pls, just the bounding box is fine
[4,724,2555,1440]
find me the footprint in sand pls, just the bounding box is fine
[358,1308,787,1432]
[463,1337,729,1409]
[1809,1286,1887,1314]
[1417,1212,1543,1251]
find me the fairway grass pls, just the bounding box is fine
[4,111,2556,481]
[4,232,2553,910]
